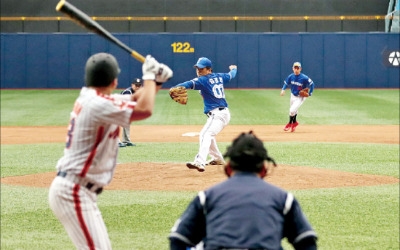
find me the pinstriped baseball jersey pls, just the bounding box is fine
[56,87,135,186]
[50,86,137,250]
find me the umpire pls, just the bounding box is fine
[119,78,143,147]
[169,131,318,250]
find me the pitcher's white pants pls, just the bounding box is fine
[194,108,230,165]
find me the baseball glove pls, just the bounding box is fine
[169,86,188,105]
[299,88,309,97]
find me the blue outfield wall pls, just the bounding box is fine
[1,33,399,89]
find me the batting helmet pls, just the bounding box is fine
[85,53,121,87]
[224,131,276,172]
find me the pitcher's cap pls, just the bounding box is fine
[293,62,302,67]
[194,57,212,69]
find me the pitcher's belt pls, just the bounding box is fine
[57,171,103,195]
[207,107,226,116]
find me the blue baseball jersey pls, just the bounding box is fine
[282,73,314,96]
[176,69,237,114]
[169,172,317,250]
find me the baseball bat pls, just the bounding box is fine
[56,0,145,63]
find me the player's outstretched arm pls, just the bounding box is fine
[228,65,237,79]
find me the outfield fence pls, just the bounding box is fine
[1,32,399,89]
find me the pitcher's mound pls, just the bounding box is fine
[1,162,398,191]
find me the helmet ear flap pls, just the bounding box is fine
[224,162,233,177]
[259,164,267,179]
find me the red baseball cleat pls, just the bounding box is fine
[283,123,291,131]
[291,122,299,132]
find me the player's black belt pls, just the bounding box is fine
[57,171,103,195]
[207,107,226,116]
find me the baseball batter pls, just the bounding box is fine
[169,131,318,250]
[280,62,314,132]
[48,53,172,250]
[171,57,237,172]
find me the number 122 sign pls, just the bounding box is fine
[171,42,195,53]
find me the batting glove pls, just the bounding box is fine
[155,64,173,83]
[142,55,160,81]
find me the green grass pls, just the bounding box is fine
[290,185,399,249]
[1,184,398,250]
[0,90,78,126]
[1,89,399,126]
[1,89,399,250]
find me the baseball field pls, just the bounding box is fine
[1,89,399,249]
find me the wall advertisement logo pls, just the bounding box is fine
[388,51,400,66]
[383,50,400,67]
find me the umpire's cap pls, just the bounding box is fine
[85,53,121,87]
[224,131,276,172]
[132,78,143,86]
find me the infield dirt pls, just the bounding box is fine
[1,125,399,191]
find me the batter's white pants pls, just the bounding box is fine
[49,176,111,250]
[194,107,230,165]
[289,93,307,116]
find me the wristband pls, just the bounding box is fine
[142,72,155,81]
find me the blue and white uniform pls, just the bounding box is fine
[176,70,237,115]
[281,62,315,132]
[283,73,314,98]
[174,57,237,168]
[169,172,317,250]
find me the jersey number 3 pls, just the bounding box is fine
[65,118,75,148]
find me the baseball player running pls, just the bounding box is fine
[169,131,318,250]
[280,62,314,132]
[118,78,143,147]
[48,53,172,250]
[171,57,237,172]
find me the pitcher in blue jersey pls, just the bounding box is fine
[171,57,237,172]
[280,62,315,132]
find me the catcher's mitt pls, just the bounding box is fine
[169,86,188,105]
[299,88,309,97]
